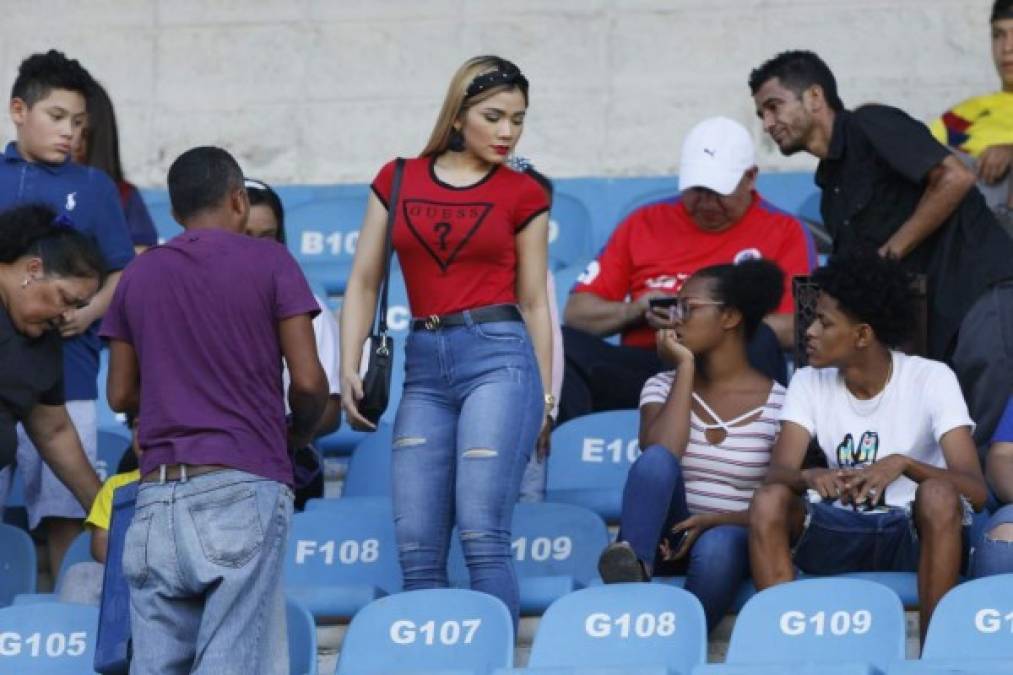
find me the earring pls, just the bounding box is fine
[447,128,465,152]
[21,277,30,289]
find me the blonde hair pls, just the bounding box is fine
[420,55,528,158]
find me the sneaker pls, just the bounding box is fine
[598,541,648,583]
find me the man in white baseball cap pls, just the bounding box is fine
[558,116,817,422]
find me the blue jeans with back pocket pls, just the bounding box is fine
[391,313,543,627]
[123,469,292,674]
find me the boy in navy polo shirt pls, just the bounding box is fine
[0,50,134,574]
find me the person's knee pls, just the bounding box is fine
[692,526,747,561]
[914,479,962,531]
[628,445,680,483]
[749,483,794,531]
[987,523,1013,542]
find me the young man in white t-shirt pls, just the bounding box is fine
[749,250,987,643]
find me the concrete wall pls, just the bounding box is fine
[0,0,997,187]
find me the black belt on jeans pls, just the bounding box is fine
[411,304,523,331]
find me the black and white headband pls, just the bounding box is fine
[465,61,529,101]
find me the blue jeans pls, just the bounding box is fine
[123,469,292,674]
[970,503,1013,578]
[392,315,543,626]
[617,445,750,632]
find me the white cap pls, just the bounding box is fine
[678,117,756,196]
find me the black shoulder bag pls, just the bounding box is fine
[357,158,405,427]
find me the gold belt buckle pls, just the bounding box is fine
[424,314,440,330]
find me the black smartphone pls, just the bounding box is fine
[663,528,689,554]
[648,296,679,310]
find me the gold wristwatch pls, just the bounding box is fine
[544,393,556,416]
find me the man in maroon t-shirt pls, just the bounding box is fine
[560,117,816,422]
[101,147,327,673]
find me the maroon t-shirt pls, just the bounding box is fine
[372,156,549,317]
[100,228,319,485]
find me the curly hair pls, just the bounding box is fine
[694,259,784,340]
[812,248,915,348]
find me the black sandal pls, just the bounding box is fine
[598,541,649,583]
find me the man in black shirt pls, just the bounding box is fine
[748,50,1013,456]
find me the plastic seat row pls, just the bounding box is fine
[285,497,608,621]
[332,575,1013,675]
[0,596,318,674]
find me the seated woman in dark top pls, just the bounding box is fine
[0,203,104,511]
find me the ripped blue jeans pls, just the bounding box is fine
[391,313,543,627]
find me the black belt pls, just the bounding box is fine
[411,304,522,331]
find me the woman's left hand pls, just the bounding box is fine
[658,513,716,561]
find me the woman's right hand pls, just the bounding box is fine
[656,329,694,368]
[340,371,377,431]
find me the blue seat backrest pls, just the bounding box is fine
[545,409,641,519]
[0,602,98,673]
[139,189,181,244]
[552,263,591,317]
[284,497,402,595]
[725,577,905,669]
[54,531,93,593]
[547,190,594,271]
[335,588,514,675]
[285,190,369,268]
[527,583,706,673]
[921,574,1013,661]
[447,502,609,587]
[287,596,318,675]
[341,424,393,498]
[0,523,36,606]
[96,426,131,483]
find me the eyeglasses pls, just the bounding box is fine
[671,298,724,322]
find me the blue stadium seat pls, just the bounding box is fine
[285,191,370,290]
[887,574,1013,674]
[0,523,36,606]
[552,263,589,317]
[139,189,181,244]
[497,583,706,674]
[96,426,131,483]
[340,424,393,498]
[315,426,371,458]
[283,497,401,621]
[13,531,94,605]
[0,602,98,673]
[335,588,514,675]
[447,502,609,616]
[545,410,641,522]
[693,578,906,675]
[288,596,318,675]
[547,191,594,272]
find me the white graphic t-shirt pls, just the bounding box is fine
[780,351,973,509]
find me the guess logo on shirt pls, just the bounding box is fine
[403,199,493,271]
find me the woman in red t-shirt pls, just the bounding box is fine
[340,56,552,625]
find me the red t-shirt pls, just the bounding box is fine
[372,157,549,317]
[572,194,817,349]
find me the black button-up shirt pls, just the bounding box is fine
[816,105,1013,358]
[0,306,64,467]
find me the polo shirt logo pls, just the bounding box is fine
[402,199,492,272]
[65,192,77,211]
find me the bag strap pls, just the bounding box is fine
[375,157,406,336]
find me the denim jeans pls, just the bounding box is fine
[392,314,543,627]
[617,444,750,632]
[123,469,292,674]
[970,503,1013,578]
